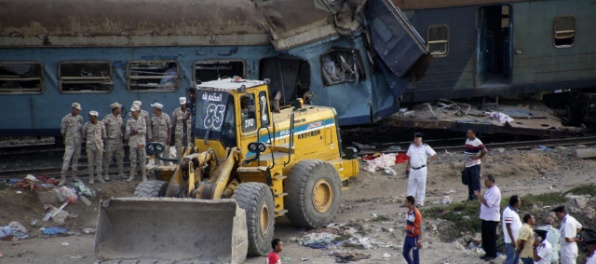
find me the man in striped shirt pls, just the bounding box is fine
[463,129,488,201]
[402,196,423,264]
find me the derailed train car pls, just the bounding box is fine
[0,0,429,138]
[395,0,596,125]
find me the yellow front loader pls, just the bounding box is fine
[95,78,359,263]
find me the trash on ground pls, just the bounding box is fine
[0,221,29,240]
[73,181,95,197]
[364,153,397,173]
[54,186,78,203]
[40,227,70,236]
[333,252,371,263]
[82,228,96,234]
[485,111,514,124]
[300,232,340,249]
[61,242,70,247]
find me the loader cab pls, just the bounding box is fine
[194,78,272,159]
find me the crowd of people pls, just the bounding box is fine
[58,97,192,186]
[401,129,593,264]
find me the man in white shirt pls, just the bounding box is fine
[533,229,553,264]
[503,195,522,264]
[475,174,501,261]
[405,132,437,207]
[538,215,561,264]
[554,206,583,264]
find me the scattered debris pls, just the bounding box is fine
[61,242,70,247]
[82,228,96,234]
[485,111,514,124]
[364,153,397,173]
[333,252,371,263]
[0,222,29,240]
[40,227,70,236]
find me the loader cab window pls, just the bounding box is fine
[554,16,575,48]
[195,91,236,147]
[240,94,257,133]
[258,91,270,127]
[320,49,365,86]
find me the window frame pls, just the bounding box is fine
[58,61,113,93]
[553,15,576,48]
[319,48,366,87]
[426,24,449,57]
[0,61,44,94]
[126,60,180,92]
[193,60,246,84]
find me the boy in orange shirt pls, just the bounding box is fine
[403,196,423,264]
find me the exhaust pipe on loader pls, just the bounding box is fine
[94,197,248,263]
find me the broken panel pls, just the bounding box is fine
[320,49,365,86]
[0,62,43,93]
[59,62,112,92]
[127,61,179,91]
[195,61,244,83]
[259,57,310,105]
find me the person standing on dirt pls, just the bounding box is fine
[59,102,83,186]
[103,102,125,181]
[402,195,423,264]
[126,105,147,182]
[405,132,437,207]
[129,100,152,142]
[539,215,560,264]
[554,206,583,264]
[585,237,596,264]
[82,111,107,185]
[463,129,488,201]
[149,102,171,165]
[517,214,536,264]
[475,174,501,261]
[533,228,553,264]
[171,97,190,158]
[503,195,522,264]
[267,238,283,264]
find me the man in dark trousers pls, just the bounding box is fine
[475,174,501,261]
[464,129,488,200]
[402,196,423,264]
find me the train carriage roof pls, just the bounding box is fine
[0,0,363,50]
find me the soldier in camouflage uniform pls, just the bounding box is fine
[60,102,83,185]
[126,105,147,182]
[82,111,107,184]
[149,102,171,165]
[171,97,190,158]
[102,102,125,181]
[129,100,152,142]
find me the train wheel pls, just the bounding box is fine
[286,160,342,228]
[233,182,274,256]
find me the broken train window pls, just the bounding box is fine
[59,61,112,92]
[427,25,449,57]
[320,49,365,86]
[194,60,244,83]
[127,61,179,91]
[0,62,43,93]
[554,15,575,48]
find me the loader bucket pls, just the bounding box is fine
[94,197,248,263]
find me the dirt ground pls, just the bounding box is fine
[1,145,595,264]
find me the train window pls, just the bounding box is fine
[320,49,366,86]
[127,61,179,91]
[554,16,575,48]
[0,62,43,94]
[59,62,112,92]
[194,61,244,83]
[427,25,449,57]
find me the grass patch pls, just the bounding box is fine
[342,242,365,249]
[421,200,481,236]
[565,184,596,196]
[334,234,353,242]
[371,214,392,222]
[517,193,566,211]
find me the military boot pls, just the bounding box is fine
[126,168,136,182]
[89,173,95,185]
[104,171,111,181]
[141,169,147,182]
[58,171,67,186]
[96,174,106,184]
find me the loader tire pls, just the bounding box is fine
[134,180,168,197]
[286,160,342,228]
[233,182,275,256]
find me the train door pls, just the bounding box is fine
[259,57,310,105]
[477,5,512,87]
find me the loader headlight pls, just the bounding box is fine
[248,142,267,153]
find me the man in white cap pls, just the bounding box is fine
[82,111,107,184]
[102,102,125,181]
[129,100,152,142]
[150,102,171,165]
[171,97,190,158]
[126,105,147,182]
[59,102,83,185]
